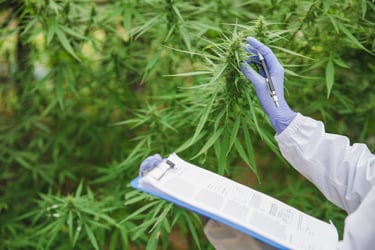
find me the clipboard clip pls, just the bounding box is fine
[155,160,175,180]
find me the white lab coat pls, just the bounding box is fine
[205,113,375,249]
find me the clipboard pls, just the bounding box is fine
[130,153,338,250]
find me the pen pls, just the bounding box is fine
[256,50,279,107]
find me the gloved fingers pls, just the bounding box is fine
[245,54,259,64]
[245,43,266,74]
[246,37,274,62]
[246,37,282,75]
[246,55,258,64]
[244,43,257,55]
[244,45,260,64]
[139,153,163,176]
[245,56,265,77]
[240,62,268,94]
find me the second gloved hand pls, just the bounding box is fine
[241,37,297,134]
[139,154,163,176]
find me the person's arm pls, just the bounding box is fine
[241,37,375,249]
[275,113,375,213]
[276,114,375,249]
[241,37,375,212]
[338,185,375,250]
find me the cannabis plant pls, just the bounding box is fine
[0,0,374,249]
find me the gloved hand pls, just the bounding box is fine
[139,154,163,176]
[241,37,297,134]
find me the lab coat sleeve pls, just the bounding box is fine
[275,113,375,213]
[337,185,375,250]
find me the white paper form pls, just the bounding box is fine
[139,153,338,250]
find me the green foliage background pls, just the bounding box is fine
[0,0,374,249]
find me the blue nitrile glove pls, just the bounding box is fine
[139,154,163,176]
[241,37,297,134]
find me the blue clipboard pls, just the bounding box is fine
[131,176,287,250]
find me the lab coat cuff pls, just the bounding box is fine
[275,112,305,139]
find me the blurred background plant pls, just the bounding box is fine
[0,0,374,249]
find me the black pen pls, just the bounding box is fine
[257,50,279,107]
